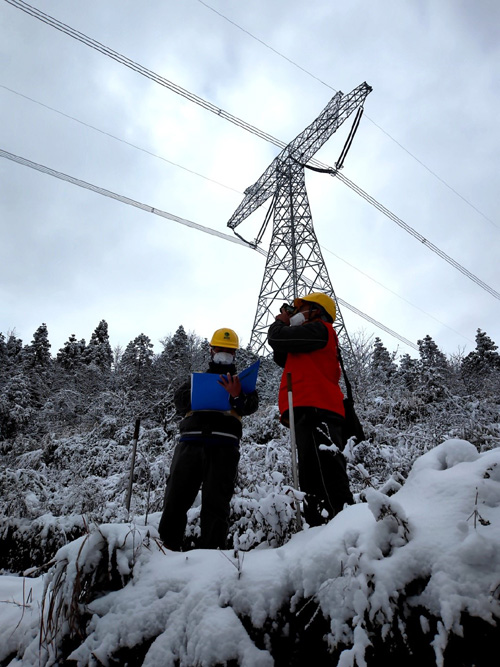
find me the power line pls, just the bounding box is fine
[196,0,334,91]
[5,0,498,304]
[0,148,250,250]
[333,170,500,300]
[320,245,475,344]
[1,83,474,345]
[196,0,498,232]
[4,0,286,148]
[0,146,418,351]
[0,84,242,195]
[363,118,499,231]
[336,297,418,351]
[304,160,500,300]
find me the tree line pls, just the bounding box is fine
[1,320,499,446]
[0,320,500,462]
[1,320,499,571]
[0,321,282,442]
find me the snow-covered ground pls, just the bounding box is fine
[1,439,499,666]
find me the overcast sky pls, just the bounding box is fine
[1,0,498,359]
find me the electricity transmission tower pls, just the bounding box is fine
[227,82,372,355]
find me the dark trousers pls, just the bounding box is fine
[294,407,354,526]
[158,439,240,551]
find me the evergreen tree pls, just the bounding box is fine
[0,334,8,389]
[476,330,500,368]
[196,337,211,369]
[120,333,154,389]
[165,325,189,364]
[153,327,207,427]
[22,324,54,412]
[6,332,23,360]
[0,333,6,366]
[0,333,24,389]
[462,329,500,375]
[53,334,88,400]
[417,335,449,401]
[397,353,419,391]
[82,320,113,371]
[24,324,52,369]
[0,372,34,439]
[462,329,500,395]
[370,337,397,383]
[417,335,447,369]
[158,325,199,388]
[57,334,86,371]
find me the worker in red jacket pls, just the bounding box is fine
[267,292,354,526]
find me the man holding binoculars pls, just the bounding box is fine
[267,292,354,527]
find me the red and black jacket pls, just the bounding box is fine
[267,319,345,422]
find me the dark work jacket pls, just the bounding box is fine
[268,319,330,366]
[174,362,259,442]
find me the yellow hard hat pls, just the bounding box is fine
[210,328,239,349]
[294,292,336,322]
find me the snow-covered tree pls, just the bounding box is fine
[119,333,154,390]
[6,332,23,359]
[0,372,34,440]
[157,326,204,390]
[82,320,113,371]
[0,332,24,389]
[341,330,374,404]
[0,333,6,368]
[397,353,419,391]
[19,324,55,415]
[462,329,500,393]
[24,323,52,370]
[370,336,397,383]
[417,334,450,402]
[251,353,281,407]
[56,334,86,372]
[473,329,500,367]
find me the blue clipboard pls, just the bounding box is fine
[191,359,260,411]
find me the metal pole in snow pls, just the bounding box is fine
[287,373,302,527]
[125,418,141,512]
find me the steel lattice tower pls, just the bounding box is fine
[227,82,372,355]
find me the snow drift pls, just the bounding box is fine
[1,439,499,666]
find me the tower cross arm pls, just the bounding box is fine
[287,82,372,165]
[227,81,372,231]
[227,159,278,229]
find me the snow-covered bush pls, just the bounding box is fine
[3,440,500,667]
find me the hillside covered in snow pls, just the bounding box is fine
[1,323,500,664]
[2,440,500,666]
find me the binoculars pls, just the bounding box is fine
[281,303,296,315]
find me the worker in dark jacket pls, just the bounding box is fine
[268,293,353,527]
[159,328,258,551]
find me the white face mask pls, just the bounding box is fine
[213,351,234,365]
[289,312,306,327]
